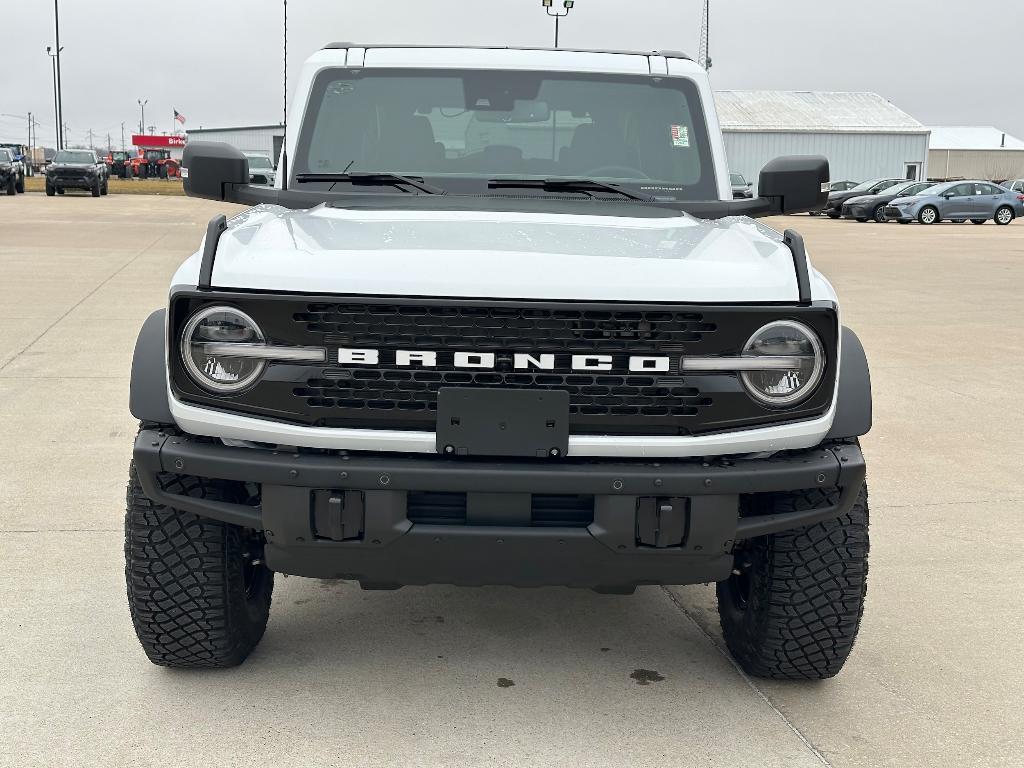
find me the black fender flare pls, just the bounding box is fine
[129,309,173,425]
[827,326,872,439]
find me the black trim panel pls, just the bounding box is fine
[129,310,173,424]
[827,327,872,439]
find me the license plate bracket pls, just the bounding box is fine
[436,388,570,458]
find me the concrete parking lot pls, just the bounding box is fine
[1,194,1021,767]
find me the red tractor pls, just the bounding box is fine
[129,149,180,179]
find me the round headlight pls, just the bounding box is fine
[181,306,265,393]
[740,321,824,407]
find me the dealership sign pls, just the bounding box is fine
[132,134,186,148]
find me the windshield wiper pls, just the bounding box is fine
[295,172,445,195]
[488,177,656,202]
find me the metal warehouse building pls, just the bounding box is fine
[715,91,930,190]
[927,126,1024,182]
[185,124,285,163]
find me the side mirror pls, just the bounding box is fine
[181,141,250,200]
[757,156,829,215]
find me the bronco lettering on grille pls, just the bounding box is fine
[338,348,672,373]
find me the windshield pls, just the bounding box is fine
[247,156,273,169]
[54,150,94,164]
[730,173,746,185]
[295,69,717,200]
[0,149,11,162]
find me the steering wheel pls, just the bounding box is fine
[584,165,651,180]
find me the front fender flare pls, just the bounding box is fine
[827,326,872,440]
[129,309,173,425]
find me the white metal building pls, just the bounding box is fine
[715,91,930,190]
[185,124,285,164]
[927,126,1024,182]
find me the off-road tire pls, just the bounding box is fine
[91,179,101,197]
[125,457,273,668]
[717,483,869,680]
[101,179,109,195]
[5,176,14,195]
[15,174,25,193]
[995,205,1014,225]
[45,181,55,196]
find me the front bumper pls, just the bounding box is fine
[134,429,866,590]
[48,174,97,190]
[884,205,914,221]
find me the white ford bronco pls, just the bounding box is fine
[126,44,871,677]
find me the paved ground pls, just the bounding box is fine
[1,194,1021,767]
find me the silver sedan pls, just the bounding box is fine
[885,181,1024,225]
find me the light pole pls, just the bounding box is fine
[46,45,63,149]
[53,0,64,150]
[138,99,148,135]
[542,0,574,49]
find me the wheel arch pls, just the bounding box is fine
[129,309,173,424]
[827,326,872,439]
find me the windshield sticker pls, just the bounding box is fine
[671,125,690,148]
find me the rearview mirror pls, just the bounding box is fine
[757,156,829,215]
[181,141,250,200]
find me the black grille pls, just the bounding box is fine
[296,370,705,418]
[169,293,839,437]
[296,303,716,352]
[291,303,713,428]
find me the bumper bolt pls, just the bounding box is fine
[289,469,299,479]
[379,474,391,486]
[817,473,826,484]
[704,478,712,487]
[612,479,623,491]
[340,471,348,480]
[654,479,663,488]
[174,458,184,470]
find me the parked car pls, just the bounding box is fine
[830,180,859,192]
[808,180,860,214]
[840,181,936,222]
[44,149,109,196]
[1005,179,1024,194]
[244,152,277,186]
[885,180,1024,225]
[823,177,905,218]
[0,148,25,195]
[730,172,752,199]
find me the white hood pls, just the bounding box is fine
[204,204,802,303]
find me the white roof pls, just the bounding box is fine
[927,126,1024,151]
[714,90,926,134]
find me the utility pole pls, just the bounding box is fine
[54,0,64,149]
[121,122,125,151]
[87,128,94,151]
[107,133,112,152]
[542,0,574,49]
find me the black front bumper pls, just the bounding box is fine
[133,430,865,591]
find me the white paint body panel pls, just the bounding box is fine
[206,205,801,303]
[168,46,841,457]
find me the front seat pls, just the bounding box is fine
[369,115,444,172]
[560,123,640,175]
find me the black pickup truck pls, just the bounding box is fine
[45,149,109,196]
[0,148,26,195]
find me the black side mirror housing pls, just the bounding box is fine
[182,141,250,200]
[757,156,829,214]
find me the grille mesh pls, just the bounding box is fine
[291,303,716,423]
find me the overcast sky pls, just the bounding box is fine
[2,0,1022,148]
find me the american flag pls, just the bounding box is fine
[174,110,187,125]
